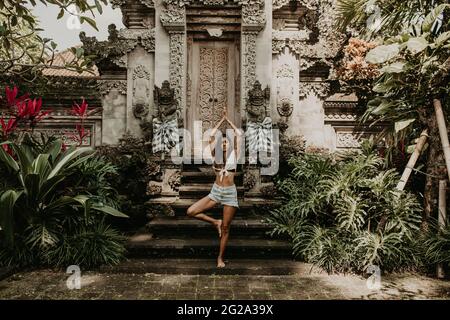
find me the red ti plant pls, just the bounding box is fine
[4,86,29,108]
[1,86,51,132]
[69,99,90,146]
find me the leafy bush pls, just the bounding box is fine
[267,140,423,274]
[0,137,128,269]
[97,132,161,229]
[423,222,450,269]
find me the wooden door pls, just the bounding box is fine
[188,40,238,156]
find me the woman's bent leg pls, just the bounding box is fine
[186,196,222,236]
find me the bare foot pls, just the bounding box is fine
[215,219,223,238]
[217,258,225,268]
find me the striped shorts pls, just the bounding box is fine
[208,183,239,208]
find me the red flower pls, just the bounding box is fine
[0,116,17,138]
[21,98,52,125]
[4,86,29,107]
[72,99,88,118]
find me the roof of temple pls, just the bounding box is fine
[41,46,99,78]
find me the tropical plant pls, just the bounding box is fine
[0,137,128,268]
[267,141,423,273]
[337,1,450,228]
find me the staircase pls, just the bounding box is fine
[124,161,295,275]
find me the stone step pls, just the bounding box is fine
[126,235,293,259]
[99,258,311,275]
[147,216,275,238]
[147,198,279,216]
[179,184,245,197]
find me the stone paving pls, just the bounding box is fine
[1,267,450,300]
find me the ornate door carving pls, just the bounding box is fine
[189,41,238,136]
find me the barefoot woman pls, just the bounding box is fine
[186,116,242,268]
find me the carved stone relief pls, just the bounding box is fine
[169,32,186,113]
[276,63,295,117]
[132,65,151,119]
[241,32,257,109]
[272,0,346,74]
[299,81,331,99]
[98,80,128,96]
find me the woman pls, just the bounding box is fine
[186,115,242,268]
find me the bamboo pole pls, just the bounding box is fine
[437,180,447,279]
[433,99,450,182]
[396,129,429,191]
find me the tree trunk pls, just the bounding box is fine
[433,99,450,182]
[437,180,447,279]
[396,129,428,191]
[423,112,447,231]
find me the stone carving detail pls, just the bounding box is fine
[276,64,295,117]
[154,80,179,122]
[198,47,228,130]
[160,0,265,26]
[336,132,363,149]
[110,0,126,9]
[246,80,270,122]
[243,171,257,190]
[132,65,151,119]
[160,0,186,25]
[98,80,127,96]
[299,81,331,99]
[139,0,155,7]
[118,28,156,52]
[111,0,155,9]
[80,24,155,70]
[168,171,181,191]
[272,0,290,10]
[240,0,266,26]
[169,33,185,111]
[272,0,346,74]
[241,32,257,108]
[147,181,163,196]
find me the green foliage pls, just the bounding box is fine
[423,222,450,268]
[44,221,126,268]
[0,136,127,268]
[267,141,423,273]
[0,0,106,81]
[97,133,160,229]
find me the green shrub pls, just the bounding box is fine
[0,137,128,269]
[267,140,424,274]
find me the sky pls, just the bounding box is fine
[32,2,124,51]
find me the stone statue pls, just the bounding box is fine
[154,80,178,122]
[245,80,270,123]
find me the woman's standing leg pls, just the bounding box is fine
[187,196,222,236]
[217,205,237,268]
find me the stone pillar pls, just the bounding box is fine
[240,0,266,119]
[127,47,154,136]
[160,0,187,125]
[99,80,128,145]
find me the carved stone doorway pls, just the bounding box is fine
[187,40,240,156]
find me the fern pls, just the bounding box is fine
[268,140,424,274]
